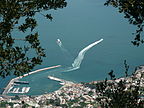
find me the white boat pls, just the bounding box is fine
[56,39,62,46]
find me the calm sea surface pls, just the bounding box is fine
[1,0,144,95]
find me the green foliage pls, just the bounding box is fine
[83,66,144,108]
[108,70,115,80]
[124,60,129,77]
[0,101,14,107]
[105,0,144,46]
[13,95,20,100]
[79,102,87,107]
[0,0,67,78]
[95,75,144,107]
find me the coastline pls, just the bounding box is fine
[2,65,61,95]
[0,65,143,107]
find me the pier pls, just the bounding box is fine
[21,65,61,78]
[2,65,61,95]
[48,76,74,85]
[14,81,29,84]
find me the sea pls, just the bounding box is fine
[0,0,144,95]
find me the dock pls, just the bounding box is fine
[2,65,61,95]
[14,81,29,84]
[8,87,31,94]
[21,65,61,78]
[48,76,74,85]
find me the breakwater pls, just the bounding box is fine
[48,76,74,85]
[2,65,61,95]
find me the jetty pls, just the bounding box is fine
[2,65,61,95]
[17,65,61,78]
[14,81,29,84]
[48,76,74,85]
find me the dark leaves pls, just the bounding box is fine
[108,70,115,80]
[0,0,67,77]
[25,33,40,48]
[124,60,129,77]
[45,14,53,21]
[105,0,144,46]
[91,73,144,108]
[18,18,37,32]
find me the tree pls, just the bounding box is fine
[0,0,67,78]
[108,70,115,80]
[105,0,144,46]
[95,68,144,108]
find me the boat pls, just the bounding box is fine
[14,81,29,84]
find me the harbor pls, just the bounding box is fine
[2,65,61,95]
[8,87,31,94]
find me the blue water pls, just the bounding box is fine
[1,0,144,95]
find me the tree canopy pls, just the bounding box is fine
[105,0,144,46]
[0,0,67,78]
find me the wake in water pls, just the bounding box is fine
[57,38,103,72]
[72,39,103,68]
[28,39,103,77]
[56,39,73,61]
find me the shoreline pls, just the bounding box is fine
[0,65,143,107]
[2,65,61,95]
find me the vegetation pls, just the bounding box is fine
[0,101,14,107]
[0,0,67,78]
[102,81,143,107]
[84,68,144,108]
[105,0,144,46]
[0,0,144,108]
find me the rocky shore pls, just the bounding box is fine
[0,66,144,108]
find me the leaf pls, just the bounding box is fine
[46,14,53,21]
